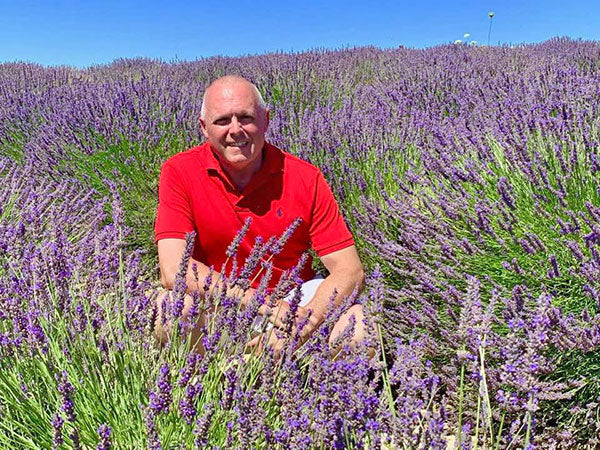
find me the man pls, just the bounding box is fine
[154,75,368,355]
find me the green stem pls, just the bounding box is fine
[478,339,494,446]
[457,358,466,448]
[494,412,506,450]
[474,390,481,450]
[377,323,397,418]
[524,395,534,447]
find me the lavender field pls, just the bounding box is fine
[1,38,600,448]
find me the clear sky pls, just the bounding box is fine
[1,0,598,68]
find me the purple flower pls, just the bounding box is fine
[565,240,584,261]
[194,403,215,447]
[220,365,237,410]
[56,371,76,422]
[51,413,65,449]
[97,424,111,450]
[226,217,252,257]
[149,363,172,415]
[70,428,81,450]
[143,407,162,450]
[171,231,196,321]
[179,382,201,425]
[269,217,302,255]
[547,254,560,278]
[497,176,516,209]
[178,352,201,387]
[236,236,267,290]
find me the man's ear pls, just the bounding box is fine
[199,117,209,139]
[264,107,270,131]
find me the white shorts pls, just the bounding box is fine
[288,277,325,307]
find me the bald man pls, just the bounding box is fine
[154,76,370,356]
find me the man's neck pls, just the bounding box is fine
[222,149,264,191]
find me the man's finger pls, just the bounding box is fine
[257,302,290,329]
[247,335,260,347]
[245,334,266,356]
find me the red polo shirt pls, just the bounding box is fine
[154,142,354,289]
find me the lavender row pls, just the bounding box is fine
[2,38,600,446]
[0,158,440,447]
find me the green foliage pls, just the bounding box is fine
[55,132,191,270]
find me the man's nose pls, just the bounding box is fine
[229,116,242,134]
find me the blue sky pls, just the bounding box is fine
[1,0,598,68]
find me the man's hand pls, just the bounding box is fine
[227,285,256,307]
[257,301,319,338]
[246,330,286,358]
[246,300,319,358]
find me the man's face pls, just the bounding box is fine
[200,80,269,174]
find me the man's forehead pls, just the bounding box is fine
[208,79,255,100]
[205,84,258,114]
[219,86,250,100]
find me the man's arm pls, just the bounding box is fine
[305,244,364,327]
[158,238,209,292]
[301,245,365,334]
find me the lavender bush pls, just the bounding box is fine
[2,38,600,447]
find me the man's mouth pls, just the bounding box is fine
[228,141,249,148]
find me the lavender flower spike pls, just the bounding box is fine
[149,363,172,415]
[97,424,112,450]
[195,403,216,448]
[270,217,303,255]
[226,217,252,257]
[56,371,76,422]
[51,413,65,449]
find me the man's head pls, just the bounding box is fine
[200,76,269,175]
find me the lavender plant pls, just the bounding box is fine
[2,37,600,446]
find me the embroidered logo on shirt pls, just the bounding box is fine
[276,207,283,218]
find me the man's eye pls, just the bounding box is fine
[239,116,254,125]
[214,118,230,125]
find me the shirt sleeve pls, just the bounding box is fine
[154,161,195,242]
[309,170,355,256]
